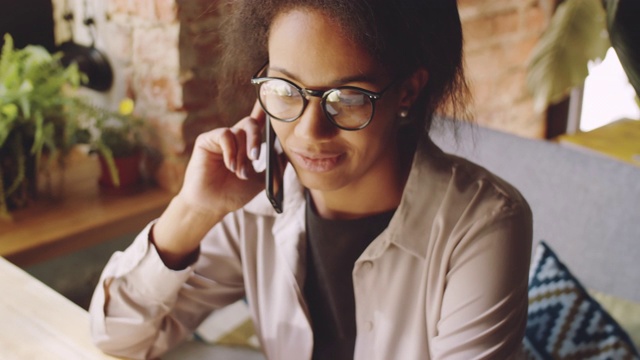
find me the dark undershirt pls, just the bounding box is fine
[303,191,395,360]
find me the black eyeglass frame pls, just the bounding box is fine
[250,63,397,131]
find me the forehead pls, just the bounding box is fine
[267,8,386,86]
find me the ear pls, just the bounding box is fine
[398,67,429,109]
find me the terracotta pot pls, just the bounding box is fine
[98,152,142,189]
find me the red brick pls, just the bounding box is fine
[465,43,510,80]
[132,0,156,21]
[104,22,133,64]
[107,0,135,16]
[132,25,180,71]
[523,5,547,34]
[463,9,519,43]
[135,74,184,113]
[494,69,529,105]
[504,36,539,67]
[156,0,178,23]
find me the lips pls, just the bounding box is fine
[290,150,344,172]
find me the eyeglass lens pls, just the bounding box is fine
[258,79,374,129]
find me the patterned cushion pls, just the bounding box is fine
[524,241,640,359]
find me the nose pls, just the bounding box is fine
[293,98,337,141]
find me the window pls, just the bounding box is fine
[580,48,640,131]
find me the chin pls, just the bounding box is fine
[294,168,350,192]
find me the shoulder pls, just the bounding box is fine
[389,140,532,256]
[414,139,530,219]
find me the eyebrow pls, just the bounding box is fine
[268,66,381,88]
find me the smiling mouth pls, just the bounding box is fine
[291,151,343,172]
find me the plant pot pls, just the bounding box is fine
[98,152,142,190]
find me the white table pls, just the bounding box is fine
[0,257,121,360]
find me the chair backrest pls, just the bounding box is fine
[431,122,640,302]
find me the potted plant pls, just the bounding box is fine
[74,98,146,190]
[0,34,85,219]
[526,0,640,112]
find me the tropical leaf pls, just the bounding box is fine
[607,0,640,99]
[526,0,610,112]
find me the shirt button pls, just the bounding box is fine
[364,321,374,331]
[362,261,374,271]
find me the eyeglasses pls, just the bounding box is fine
[251,63,396,131]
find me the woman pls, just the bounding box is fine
[90,1,532,359]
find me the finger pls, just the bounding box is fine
[249,99,266,125]
[231,128,250,180]
[217,128,239,172]
[245,116,264,161]
[238,101,267,161]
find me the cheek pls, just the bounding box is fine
[355,118,400,158]
[346,126,396,159]
[270,121,293,143]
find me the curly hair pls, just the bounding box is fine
[219,0,470,135]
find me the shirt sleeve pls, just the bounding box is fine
[89,219,246,359]
[430,199,532,360]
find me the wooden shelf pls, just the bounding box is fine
[0,152,173,267]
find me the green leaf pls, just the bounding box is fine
[96,142,120,187]
[1,103,18,118]
[0,34,16,81]
[30,111,44,155]
[607,0,640,100]
[527,0,611,112]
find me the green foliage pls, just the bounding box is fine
[0,34,150,217]
[526,0,611,112]
[0,33,85,217]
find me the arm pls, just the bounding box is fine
[89,217,246,359]
[431,202,532,360]
[89,103,266,359]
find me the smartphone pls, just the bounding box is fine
[265,116,284,213]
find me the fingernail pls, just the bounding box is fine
[229,160,236,172]
[240,166,248,180]
[250,147,260,160]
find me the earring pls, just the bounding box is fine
[398,109,409,118]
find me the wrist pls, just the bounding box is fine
[152,195,225,269]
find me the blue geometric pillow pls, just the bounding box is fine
[524,241,640,359]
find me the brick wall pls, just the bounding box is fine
[460,0,553,138]
[98,0,253,191]
[102,0,185,192]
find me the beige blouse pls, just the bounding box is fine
[90,139,532,360]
